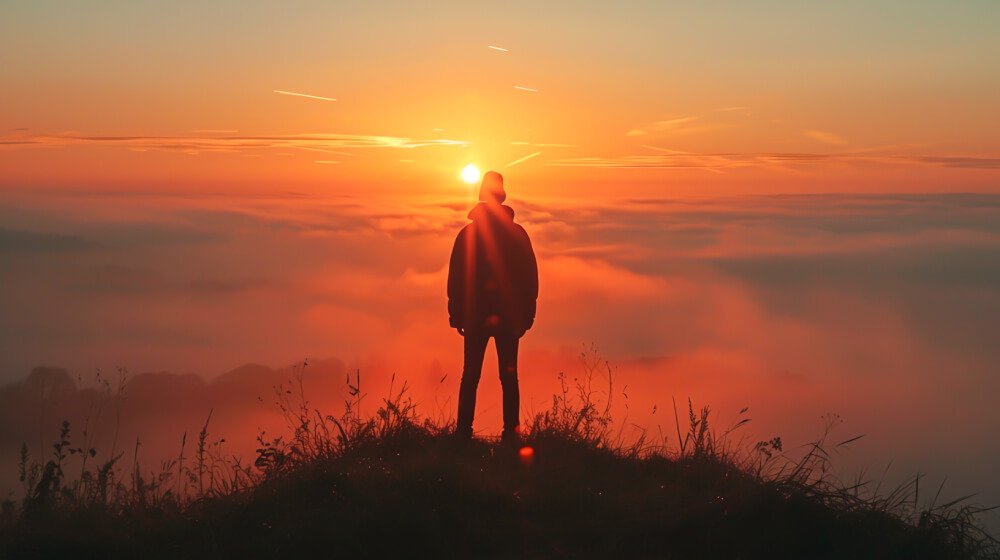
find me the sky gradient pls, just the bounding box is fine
[2,0,1000,530]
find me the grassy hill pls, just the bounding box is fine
[1,368,997,559]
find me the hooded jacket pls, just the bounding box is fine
[447,202,538,335]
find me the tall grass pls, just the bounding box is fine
[2,349,997,558]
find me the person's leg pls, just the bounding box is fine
[456,333,489,438]
[495,333,521,437]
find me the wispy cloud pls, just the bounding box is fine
[547,151,1000,170]
[3,132,470,155]
[912,156,1000,169]
[514,86,539,93]
[291,145,357,157]
[273,90,337,102]
[191,129,239,134]
[805,129,848,146]
[548,154,737,169]
[506,151,541,168]
[626,115,702,136]
[510,141,576,148]
[627,108,756,138]
[487,45,509,53]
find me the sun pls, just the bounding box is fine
[460,164,481,184]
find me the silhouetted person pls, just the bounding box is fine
[448,171,538,442]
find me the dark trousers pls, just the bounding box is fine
[457,332,520,435]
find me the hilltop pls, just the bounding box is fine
[1,371,996,559]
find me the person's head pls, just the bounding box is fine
[479,171,505,204]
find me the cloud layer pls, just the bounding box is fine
[1,190,999,528]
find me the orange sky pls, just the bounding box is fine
[3,1,999,196]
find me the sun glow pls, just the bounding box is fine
[461,164,481,184]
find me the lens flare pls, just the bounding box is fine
[461,164,481,184]
[519,446,535,467]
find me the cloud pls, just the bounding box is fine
[3,192,1000,514]
[625,108,754,138]
[506,151,541,168]
[912,156,1000,169]
[69,264,270,298]
[0,131,470,155]
[510,141,576,148]
[272,89,337,102]
[547,151,1000,170]
[626,115,701,136]
[805,129,848,145]
[0,228,94,253]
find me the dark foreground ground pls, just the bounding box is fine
[2,424,996,560]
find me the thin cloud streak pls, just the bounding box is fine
[292,146,358,157]
[627,116,701,136]
[805,130,848,146]
[506,151,541,168]
[273,90,337,102]
[6,132,470,155]
[548,151,1000,170]
[514,86,538,93]
[511,141,576,148]
[487,45,509,52]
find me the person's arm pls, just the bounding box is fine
[447,229,466,332]
[521,227,538,330]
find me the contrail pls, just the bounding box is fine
[488,45,509,52]
[506,151,541,168]
[293,146,357,157]
[273,90,337,102]
[514,86,538,93]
